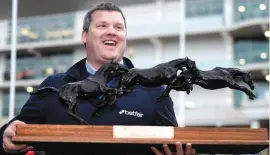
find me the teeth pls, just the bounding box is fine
[103,40,116,46]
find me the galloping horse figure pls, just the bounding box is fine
[119,57,199,90]
[30,62,129,124]
[91,57,200,116]
[160,67,256,100]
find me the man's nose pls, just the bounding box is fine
[105,26,116,35]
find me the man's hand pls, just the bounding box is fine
[151,142,196,155]
[2,120,34,153]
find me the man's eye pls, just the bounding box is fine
[98,25,106,28]
[116,26,124,30]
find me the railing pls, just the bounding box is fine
[6,13,75,44]
[4,53,73,80]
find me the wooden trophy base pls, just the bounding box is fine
[13,124,269,154]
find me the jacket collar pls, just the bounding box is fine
[65,57,134,81]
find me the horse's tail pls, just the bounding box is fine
[29,86,59,95]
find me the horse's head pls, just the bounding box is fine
[243,71,255,90]
[184,57,199,75]
[107,63,129,77]
[97,63,128,77]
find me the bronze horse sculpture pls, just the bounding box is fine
[160,67,256,100]
[92,64,257,116]
[30,62,129,124]
[92,57,200,116]
[119,57,198,89]
[31,57,257,118]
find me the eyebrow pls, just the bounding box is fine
[96,21,124,25]
[115,23,124,27]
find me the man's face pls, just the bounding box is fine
[82,10,126,69]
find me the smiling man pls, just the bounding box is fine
[82,4,127,70]
[0,2,195,155]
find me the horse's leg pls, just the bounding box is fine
[160,81,192,99]
[226,68,255,90]
[173,74,194,94]
[67,111,89,125]
[66,101,89,125]
[184,57,200,74]
[157,85,173,100]
[227,81,256,100]
[93,93,124,117]
[120,73,133,86]
[182,80,193,94]
[107,86,135,110]
[170,76,179,85]
[117,76,137,96]
[121,72,143,89]
[108,95,117,108]
[106,95,119,112]
[117,85,134,95]
[92,96,110,117]
[97,86,137,114]
[117,86,136,98]
[158,74,193,100]
[93,87,126,116]
[181,75,193,94]
[242,71,255,90]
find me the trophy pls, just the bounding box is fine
[13,57,269,154]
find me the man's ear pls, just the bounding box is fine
[81,31,87,44]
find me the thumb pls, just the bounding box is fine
[13,120,26,125]
[10,120,26,132]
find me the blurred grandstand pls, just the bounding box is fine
[0,0,268,146]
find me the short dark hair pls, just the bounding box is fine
[82,2,127,32]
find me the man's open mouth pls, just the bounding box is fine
[103,40,117,46]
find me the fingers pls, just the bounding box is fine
[175,142,183,155]
[163,144,173,155]
[151,146,163,155]
[185,143,192,155]
[151,142,196,155]
[192,148,196,155]
[19,146,34,152]
[186,89,190,95]
[3,120,33,153]
[185,143,196,155]
[3,142,27,154]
